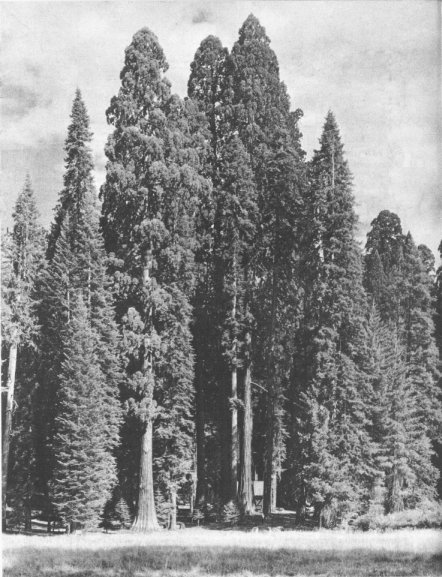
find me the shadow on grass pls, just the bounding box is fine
[3,543,442,577]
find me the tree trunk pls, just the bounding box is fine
[131,418,160,531]
[24,502,32,533]
[263,226,280,517]
[195,364,206,506]
[132,250,160,532]
[263,402,275,516]
[170,489,177,530]
[239,333,254,514]
[230,253,239,500]
[231,366,238,499]
[2,337,18,530]
[271,472,277,511]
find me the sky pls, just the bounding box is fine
[1,0,441,258]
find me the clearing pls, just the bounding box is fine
[3,527,442,577]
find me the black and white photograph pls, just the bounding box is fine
[1,1,441,575]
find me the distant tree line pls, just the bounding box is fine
[2,15,441,533]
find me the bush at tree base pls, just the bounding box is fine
[192,508,204,526]
[353,500,442,531]
[221,500,241,526]
[155,489,172,529]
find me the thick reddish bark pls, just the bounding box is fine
[230,255,239,500]
[131,418,160,531]
[230,365,238,499]
[239,355,253,513]
[132,252,160,532]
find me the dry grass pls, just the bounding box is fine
[3,528,442,577]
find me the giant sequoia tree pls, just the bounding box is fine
[188,32,260,510]
[101,28,209,531]
[229,15,305,515]
[1,176,45,530]
[39,91,121,528]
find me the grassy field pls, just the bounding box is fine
[3,527,442,577]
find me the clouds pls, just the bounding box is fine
[192,8,213,25]
[1,1,440,257]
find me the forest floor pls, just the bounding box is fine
[3,527,442,577]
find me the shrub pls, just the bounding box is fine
[114,498,132,529]
[353,501,442,531]
[221,500,241,526]
[155,489,171,529]
[102,497,132,531]
[203,497,222,522]
[192,508,204,526]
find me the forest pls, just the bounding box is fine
[2,14,442,534]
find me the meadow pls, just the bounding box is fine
[3,528,442,577]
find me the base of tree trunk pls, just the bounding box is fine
[131,518,161,532]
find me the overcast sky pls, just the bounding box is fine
[1,1,441,258]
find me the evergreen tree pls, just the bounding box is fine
[47,90,95,259]
[1,176,45,530]
[364,212,441,508]
[230,14,305,515]
[189,32,261,509]
[188,34,232,506]
[102,28,209,531]
[49,295,117,530]
[291,112,370,521]
[38,91,122,525]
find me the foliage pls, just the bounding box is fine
[103,496,132,531]
[3,14,442,535]
[290,111,370,518]
[192,508,204,526]
[2,176,46,529]
[221,500,241,526]
[37,90,121,528]
[364,211,440,511]
[154,489,171,528]
[354,501,442,531]
[49,296,118,529]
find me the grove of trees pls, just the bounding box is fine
[2,15,441,532]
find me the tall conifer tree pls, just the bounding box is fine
[231,15,305,514]
[364,212,441,509]
[188,33,260,509]
[292,112,370,522]
[39,91,121,527]
[102,28,208,530]
[1,176,45,529]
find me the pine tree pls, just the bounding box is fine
[47,90,95,259]
[38,91,122,525]
[49,295,117,530]
[102,28,209,531]
[291,112,370,521]
[364,212,441,508]
[1,176,45,530]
